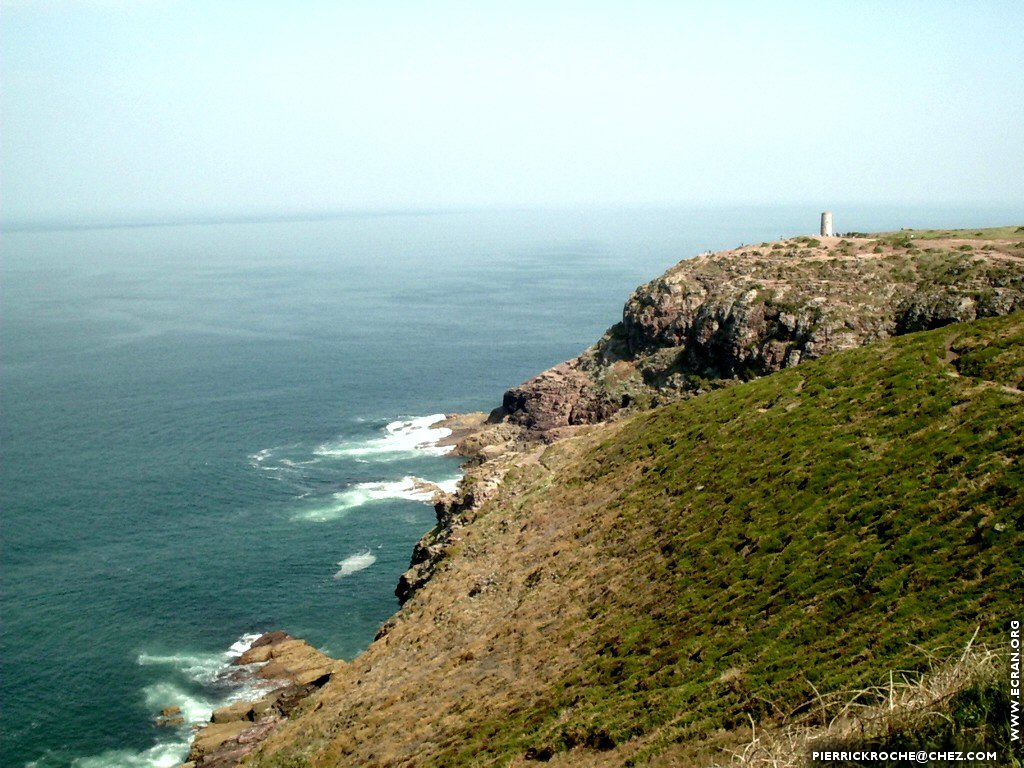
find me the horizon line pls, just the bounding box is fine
[3,202,1021,234]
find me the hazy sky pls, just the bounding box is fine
[2,1,1022,222]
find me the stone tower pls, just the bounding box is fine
[820,211,834,237]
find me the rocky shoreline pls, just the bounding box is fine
[178,230,1024,765]
[178,632,342,768]
[397,233,1024,608]
[175,414,522,767]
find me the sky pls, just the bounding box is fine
[1,0,1022,223]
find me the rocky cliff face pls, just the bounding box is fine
[181,632,343,768]
[501,234,1024,433]
[242,311,1024,768]
[395,233,1024,607]
[181,229,1024,767]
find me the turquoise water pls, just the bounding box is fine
[1,207,1016,767]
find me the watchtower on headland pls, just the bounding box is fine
[820,211,834,237]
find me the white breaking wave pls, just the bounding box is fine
[70,742,189,768]
[436,476,460,494]
[292,475,450,522]
[136,650,224,685]
[72,634,269,768]
[250,414,462,524]
[227,632,263,657]
[136,632,261,685]
[334,550,377,579]
[250,447,272,462]
[248,446,314,474]
[142,681,215,725]
[314,414,453,460]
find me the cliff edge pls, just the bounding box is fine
[182,227,1024,767]
[247,310,1024,768]
[395,229,1024,607]
[499,231,1024,434]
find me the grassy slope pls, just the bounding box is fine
[256,314,1024,768]
[873,225,1024,240]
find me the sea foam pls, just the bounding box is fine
[137,632,262,685]
[70,742,189,768]
[313,414,453,460]
[71,634,267,768]
[334,550,378,579]
[292,475,455,522]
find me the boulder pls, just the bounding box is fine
[210,699,254,724]
[252,638,340,684]
[187,721,252,761]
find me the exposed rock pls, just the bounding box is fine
[210,700,254,724]
[243,630,289,652]
[498,237,1024,434]
[396,448,516,605]
[189,721,253,760]
[502,359,619,432]
[440,412,522,465]
[435,411,489,451]
[154,705,184,727]
[185,632,342,767]
[253,638,341,684]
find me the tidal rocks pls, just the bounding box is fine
[184,632,343,768]
[210,700,256,724]
[236,635,339,685]
[154,705,184,727]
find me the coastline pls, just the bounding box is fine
[177,228,1024,766]
[176,633,342,767]
[178,413,493,767]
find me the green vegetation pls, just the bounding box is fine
[251,309,1024,768]
[879,233,916,249]
[431,314,1024,766]
[729,645,1016,767]
[876,225,1023,241]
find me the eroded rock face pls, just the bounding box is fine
[500,237,1024,434]
[183,632,343,768]
[501,360,620,432]
[391,236,1024,606]
[394,451,516,607]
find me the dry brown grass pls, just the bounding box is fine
[714,631,1002,768]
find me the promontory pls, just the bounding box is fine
[184,226,1024,767]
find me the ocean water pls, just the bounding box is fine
[1,206,1017,767]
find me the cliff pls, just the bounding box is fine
[499,231,1024,434]
[246,311,1024,767]
[395,229,1024,608]
[183,228,1024,767]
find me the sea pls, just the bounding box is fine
[1,206,1017,767]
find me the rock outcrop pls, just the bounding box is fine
[181,632,343,768]
[394,443,521,607]
[394,233,1024,606]
[501,235,1024,434]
